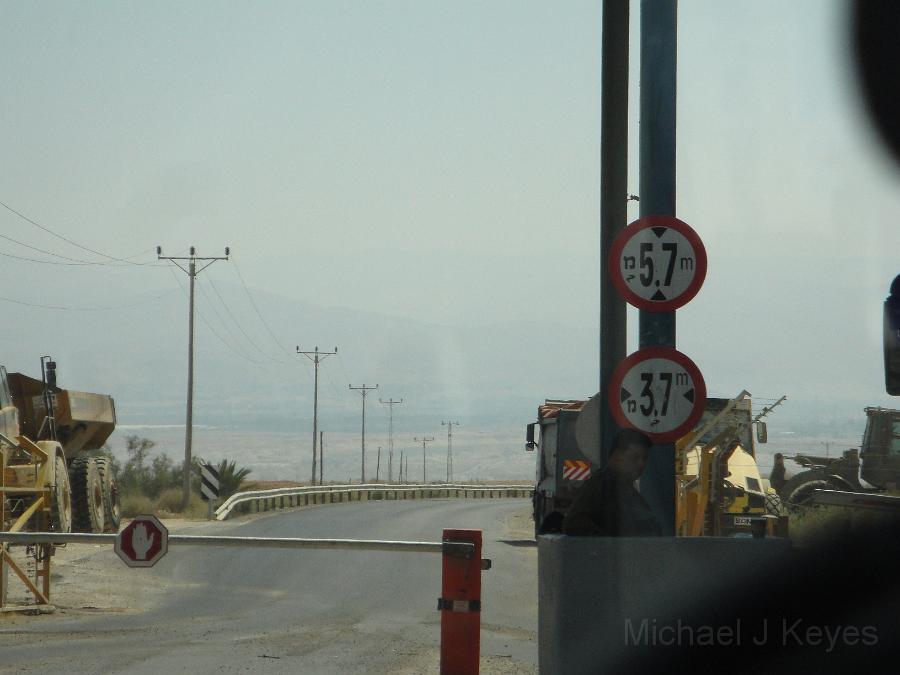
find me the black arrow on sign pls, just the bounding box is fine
[651,227,668,238]
[652,290,667,301]
[683,388,695,404]
[620,388,632,403]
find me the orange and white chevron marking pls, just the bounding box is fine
[562,460,591,481]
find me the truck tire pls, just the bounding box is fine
[50,451,73,533]
[95,456,121,532]
[70,456,106,533]
[779,471,837,507]
[764,492,784,517]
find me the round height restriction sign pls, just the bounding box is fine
[609,215,707,312]
[608,347,706,443]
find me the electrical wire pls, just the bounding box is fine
[195,277,261,364]
[205,273,290,365]
[0,288,179,311]
[230,255,293,357]
[0,199,161,266]
[166,267,261,366]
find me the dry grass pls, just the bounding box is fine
[120,490,208,520]
[120,493,154,518]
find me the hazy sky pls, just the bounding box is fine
[2,1,899,423]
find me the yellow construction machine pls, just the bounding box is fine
[1,359,118,536]
[675,392,788,538]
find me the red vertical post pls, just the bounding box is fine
[439,528,483,674]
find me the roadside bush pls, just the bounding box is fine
[120,494,154,518]
[155,487,184,514]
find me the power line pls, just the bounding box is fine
[230,255,293,357]
[0,199,160,266]
[0,288,179,311]
[195,278,260,364]
[205,274,288,365]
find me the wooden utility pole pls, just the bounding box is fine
[414,436,435,484]
[376,446,381,481]
[297,346,337,485]
[158,245,229,511]
[350,383,378,482]
[379,397,403,483]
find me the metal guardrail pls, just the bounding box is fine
[215,483,534,521]
[0,531,475,556]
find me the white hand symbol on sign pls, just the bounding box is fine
[132,524,155,560]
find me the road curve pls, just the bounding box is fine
[0,499,537,674]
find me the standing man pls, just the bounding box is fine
[562,429,661,536]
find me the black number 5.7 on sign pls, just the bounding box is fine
[608,346,706,443]
[609,215,707,312]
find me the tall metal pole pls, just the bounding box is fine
[376,446,381,481]
[320,431,324,484]
[399,450,404,483]
[380,398,403,483]
[158,245,230,511]
[350,384,378,482]
[415,436,434,484]
[441,421,459,483]
[639,0,678,535]
[298,346,338,485]
[599,0,631,468]
[185,260,195,509]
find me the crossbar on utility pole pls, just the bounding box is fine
[380,397,403,483]
[441,421,459,483]
[297,346,338,485]
[158,245,230,511]
[350,384,378,483]
[415,436,435,484]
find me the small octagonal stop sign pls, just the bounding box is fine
[115,514,169,568]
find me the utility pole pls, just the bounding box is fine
[399,450,404,483]
[638,0,679,535]
[376,446,381,482]
[320,431,324,484]
[158,245,229,511]
[350,383,378,482]
[404,453,408,484]
[297,346,338,485]
[441,421,459,483]
[379,397,403,483]
[414,436,435,484]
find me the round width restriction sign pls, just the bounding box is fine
[608,347,706,443]
[609,215,707,312]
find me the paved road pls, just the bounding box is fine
[0,499,537,674]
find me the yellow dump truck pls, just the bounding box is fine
[1,361,118,534]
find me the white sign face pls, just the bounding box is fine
[609,216,707,312]
[608,347,706,443]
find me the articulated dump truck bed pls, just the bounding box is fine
[6,372,116,456]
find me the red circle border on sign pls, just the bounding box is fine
[607,346,707,444]
[608,215,708,312]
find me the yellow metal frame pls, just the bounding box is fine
[1,435,54,609]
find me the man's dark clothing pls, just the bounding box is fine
[561,469,662,536]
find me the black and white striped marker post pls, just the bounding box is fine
[200,463,221,520]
